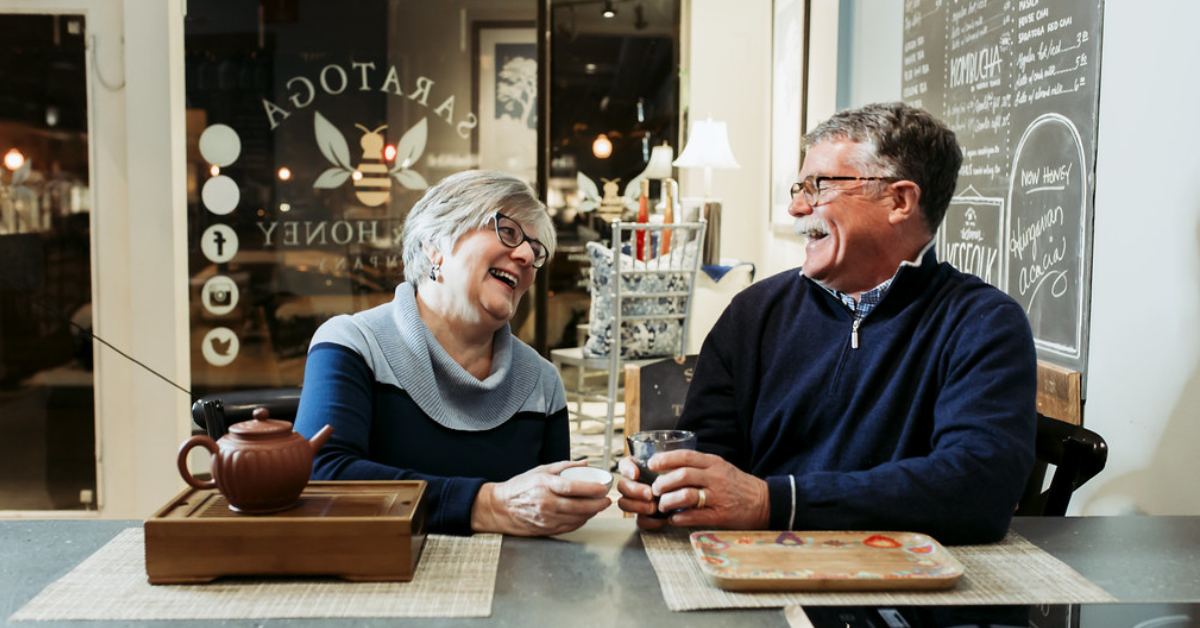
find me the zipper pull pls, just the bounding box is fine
[851,318,861,349]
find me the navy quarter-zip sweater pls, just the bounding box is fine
[679,249,1037,544]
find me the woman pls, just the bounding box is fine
[294,170,609,535]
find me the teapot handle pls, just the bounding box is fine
[177,435,219,490]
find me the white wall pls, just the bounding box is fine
[683,0,772,269]
[1072,0,1200,515]
[108,0,192,518]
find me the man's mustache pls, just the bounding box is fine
[792,215,829,237]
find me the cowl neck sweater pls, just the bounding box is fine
[343,282,544,431]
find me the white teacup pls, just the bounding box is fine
[560,466,614,490]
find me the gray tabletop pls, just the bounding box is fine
[3,516,1200,627]
[1008,516,1200,602]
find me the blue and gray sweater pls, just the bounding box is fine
[293,283,569,535]
[680,249,1037,544]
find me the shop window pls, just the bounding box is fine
[185,1,538,395]
[0,14,96,510]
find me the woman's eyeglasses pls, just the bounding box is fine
[493,212,549,268]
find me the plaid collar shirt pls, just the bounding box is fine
[807,239,936,320]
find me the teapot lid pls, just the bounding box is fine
[227,407,294,438]
[229,418,294,437]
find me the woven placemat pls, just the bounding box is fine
[641,529,1116,611]
[10,528,502,620]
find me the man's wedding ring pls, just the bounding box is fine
[696,488,707,509]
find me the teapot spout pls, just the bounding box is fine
[309,424,334,453]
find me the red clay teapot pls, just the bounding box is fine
[177,408,333,514]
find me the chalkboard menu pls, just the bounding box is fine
[901,0,1103,378]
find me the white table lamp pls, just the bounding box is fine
[673,117,739,264]
[643,143,674,180]
[621,142,675,213]
[673,117,739,198]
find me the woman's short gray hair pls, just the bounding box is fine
[402,170,555,286]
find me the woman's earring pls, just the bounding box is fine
[428,263,441,282]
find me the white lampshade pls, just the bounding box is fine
[643,143,674,179]
[673,118,740,170]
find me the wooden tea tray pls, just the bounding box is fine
[690,530,963,592]
[145,480,426,585]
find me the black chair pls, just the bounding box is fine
[190,387,303,440]
[1016,413,1108,516]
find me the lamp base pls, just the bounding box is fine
[702,201,721,266]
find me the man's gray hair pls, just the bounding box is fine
[402,170,555,286]
[804,102,962,232]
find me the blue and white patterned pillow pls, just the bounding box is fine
[583,240,698,359]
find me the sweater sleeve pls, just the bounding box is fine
[769,301,1037,544]
[679,306,750,468]
[294,342,486,535]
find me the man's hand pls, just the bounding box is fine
[616,450,771,529]
[472,460,611,536]
[615,456,669,530]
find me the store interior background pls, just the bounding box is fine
[0,0,1198,520]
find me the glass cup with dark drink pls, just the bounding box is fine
[627,430,697,519]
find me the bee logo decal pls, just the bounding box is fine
[312,111,429,206]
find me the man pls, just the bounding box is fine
[616,102,1036,544]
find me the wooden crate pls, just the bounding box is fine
[144,480,426,584]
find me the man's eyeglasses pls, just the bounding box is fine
[789,175,898,206]
[493,212,549,268]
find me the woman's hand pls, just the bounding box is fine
[471,460,612,536]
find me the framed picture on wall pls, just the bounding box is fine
[770,0,806,233]
[473,22,537,184]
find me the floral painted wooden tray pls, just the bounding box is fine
[689,531,964,592]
